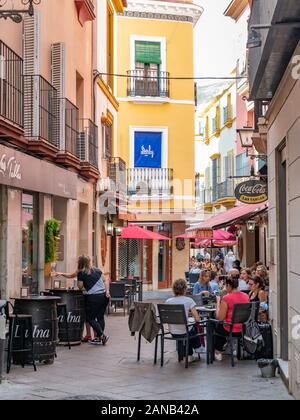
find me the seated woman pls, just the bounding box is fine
[166,279,202,362]
[215,273,250,361]
[193,270,212,295]
[248,276,268,322]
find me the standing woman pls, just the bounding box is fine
[54,256,110,345]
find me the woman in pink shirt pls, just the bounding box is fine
[215,273,249,361]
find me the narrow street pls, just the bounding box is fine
[0,299,292,401]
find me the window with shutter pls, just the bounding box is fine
[23,12,40,139]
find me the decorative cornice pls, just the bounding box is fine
[120,0,203,26]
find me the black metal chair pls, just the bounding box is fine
[131,302,160,364]
[6,302,37,374]
[157,304,207,369]
[185,272,190,282]
[188,273,200,287]
[210,302,260,367]
[110,282,130,316]
[191,294,204,306]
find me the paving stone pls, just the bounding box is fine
[0,312,293,400]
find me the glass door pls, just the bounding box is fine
[22,193,38,295]
[158,234,172,289]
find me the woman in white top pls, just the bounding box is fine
[166,279,201,361]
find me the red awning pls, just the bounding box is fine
[187,203,268,231]
[121,225,170,240]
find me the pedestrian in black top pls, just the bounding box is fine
[53,255,110,345]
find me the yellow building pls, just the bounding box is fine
[116,0,202,289]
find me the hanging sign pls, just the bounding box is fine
[235,179,268,204]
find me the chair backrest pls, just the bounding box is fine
[110,282,126,298]
[189,273,200,285]
[185,272,190,281]
[157,304,187,326]
[231,303,253,325]
[191,294,203,306]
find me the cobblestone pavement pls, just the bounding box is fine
[0,310,293,400]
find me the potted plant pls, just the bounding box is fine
[44,219,61,277]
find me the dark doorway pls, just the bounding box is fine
[278,145,289,361]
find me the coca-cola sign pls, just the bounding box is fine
[235,180,268,204]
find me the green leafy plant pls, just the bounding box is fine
[45,219,61,264]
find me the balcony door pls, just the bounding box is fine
[135,41,161,96]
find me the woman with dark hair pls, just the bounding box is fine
[166,279,202,362]
[214,273,249,361]
[248,276,268,322]
[53,256,110,345]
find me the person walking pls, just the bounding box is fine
[224,251,235,273]
[53,256,110,345]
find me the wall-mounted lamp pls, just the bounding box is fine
[247,220,257,233]
[115,227,123,237]
[106,222,114,236]
[0,0,41,23]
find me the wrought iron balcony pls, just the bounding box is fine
[211,179,235,203]
[127,168,174,196]
[0,40,23,129]
[127,70,170,98]
[24,75,59,156]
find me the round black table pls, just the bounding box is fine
[49,289,85,346]
[14,296,60,363]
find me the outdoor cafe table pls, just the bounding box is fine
[13,296,60,364]
[196,306,217,364]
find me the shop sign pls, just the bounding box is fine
[0,144,77,199]
[235,179,268,204]
[0,153,22,181]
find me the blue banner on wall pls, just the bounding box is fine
[134,131,162,168]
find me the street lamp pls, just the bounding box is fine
[237,127,268,163]
[0,0,41,23]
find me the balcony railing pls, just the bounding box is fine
[58,98,79,156]
[109,157,127,194]
[0,40,23,128]
[24,75,59,146]
[197,188,213,205]
[212,179,235,202]
[127,70,170,98]
[127,168,174,196]
[77,119,98,168]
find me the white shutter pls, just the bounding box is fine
[23,12,40,75]
[23,12,40,138]
[51,43,66,150]
[51,43,65,97]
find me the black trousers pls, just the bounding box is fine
[214,323,241,352]
[85,294,109,338]
[173,326,201,357]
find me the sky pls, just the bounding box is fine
[194,0,237,86]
